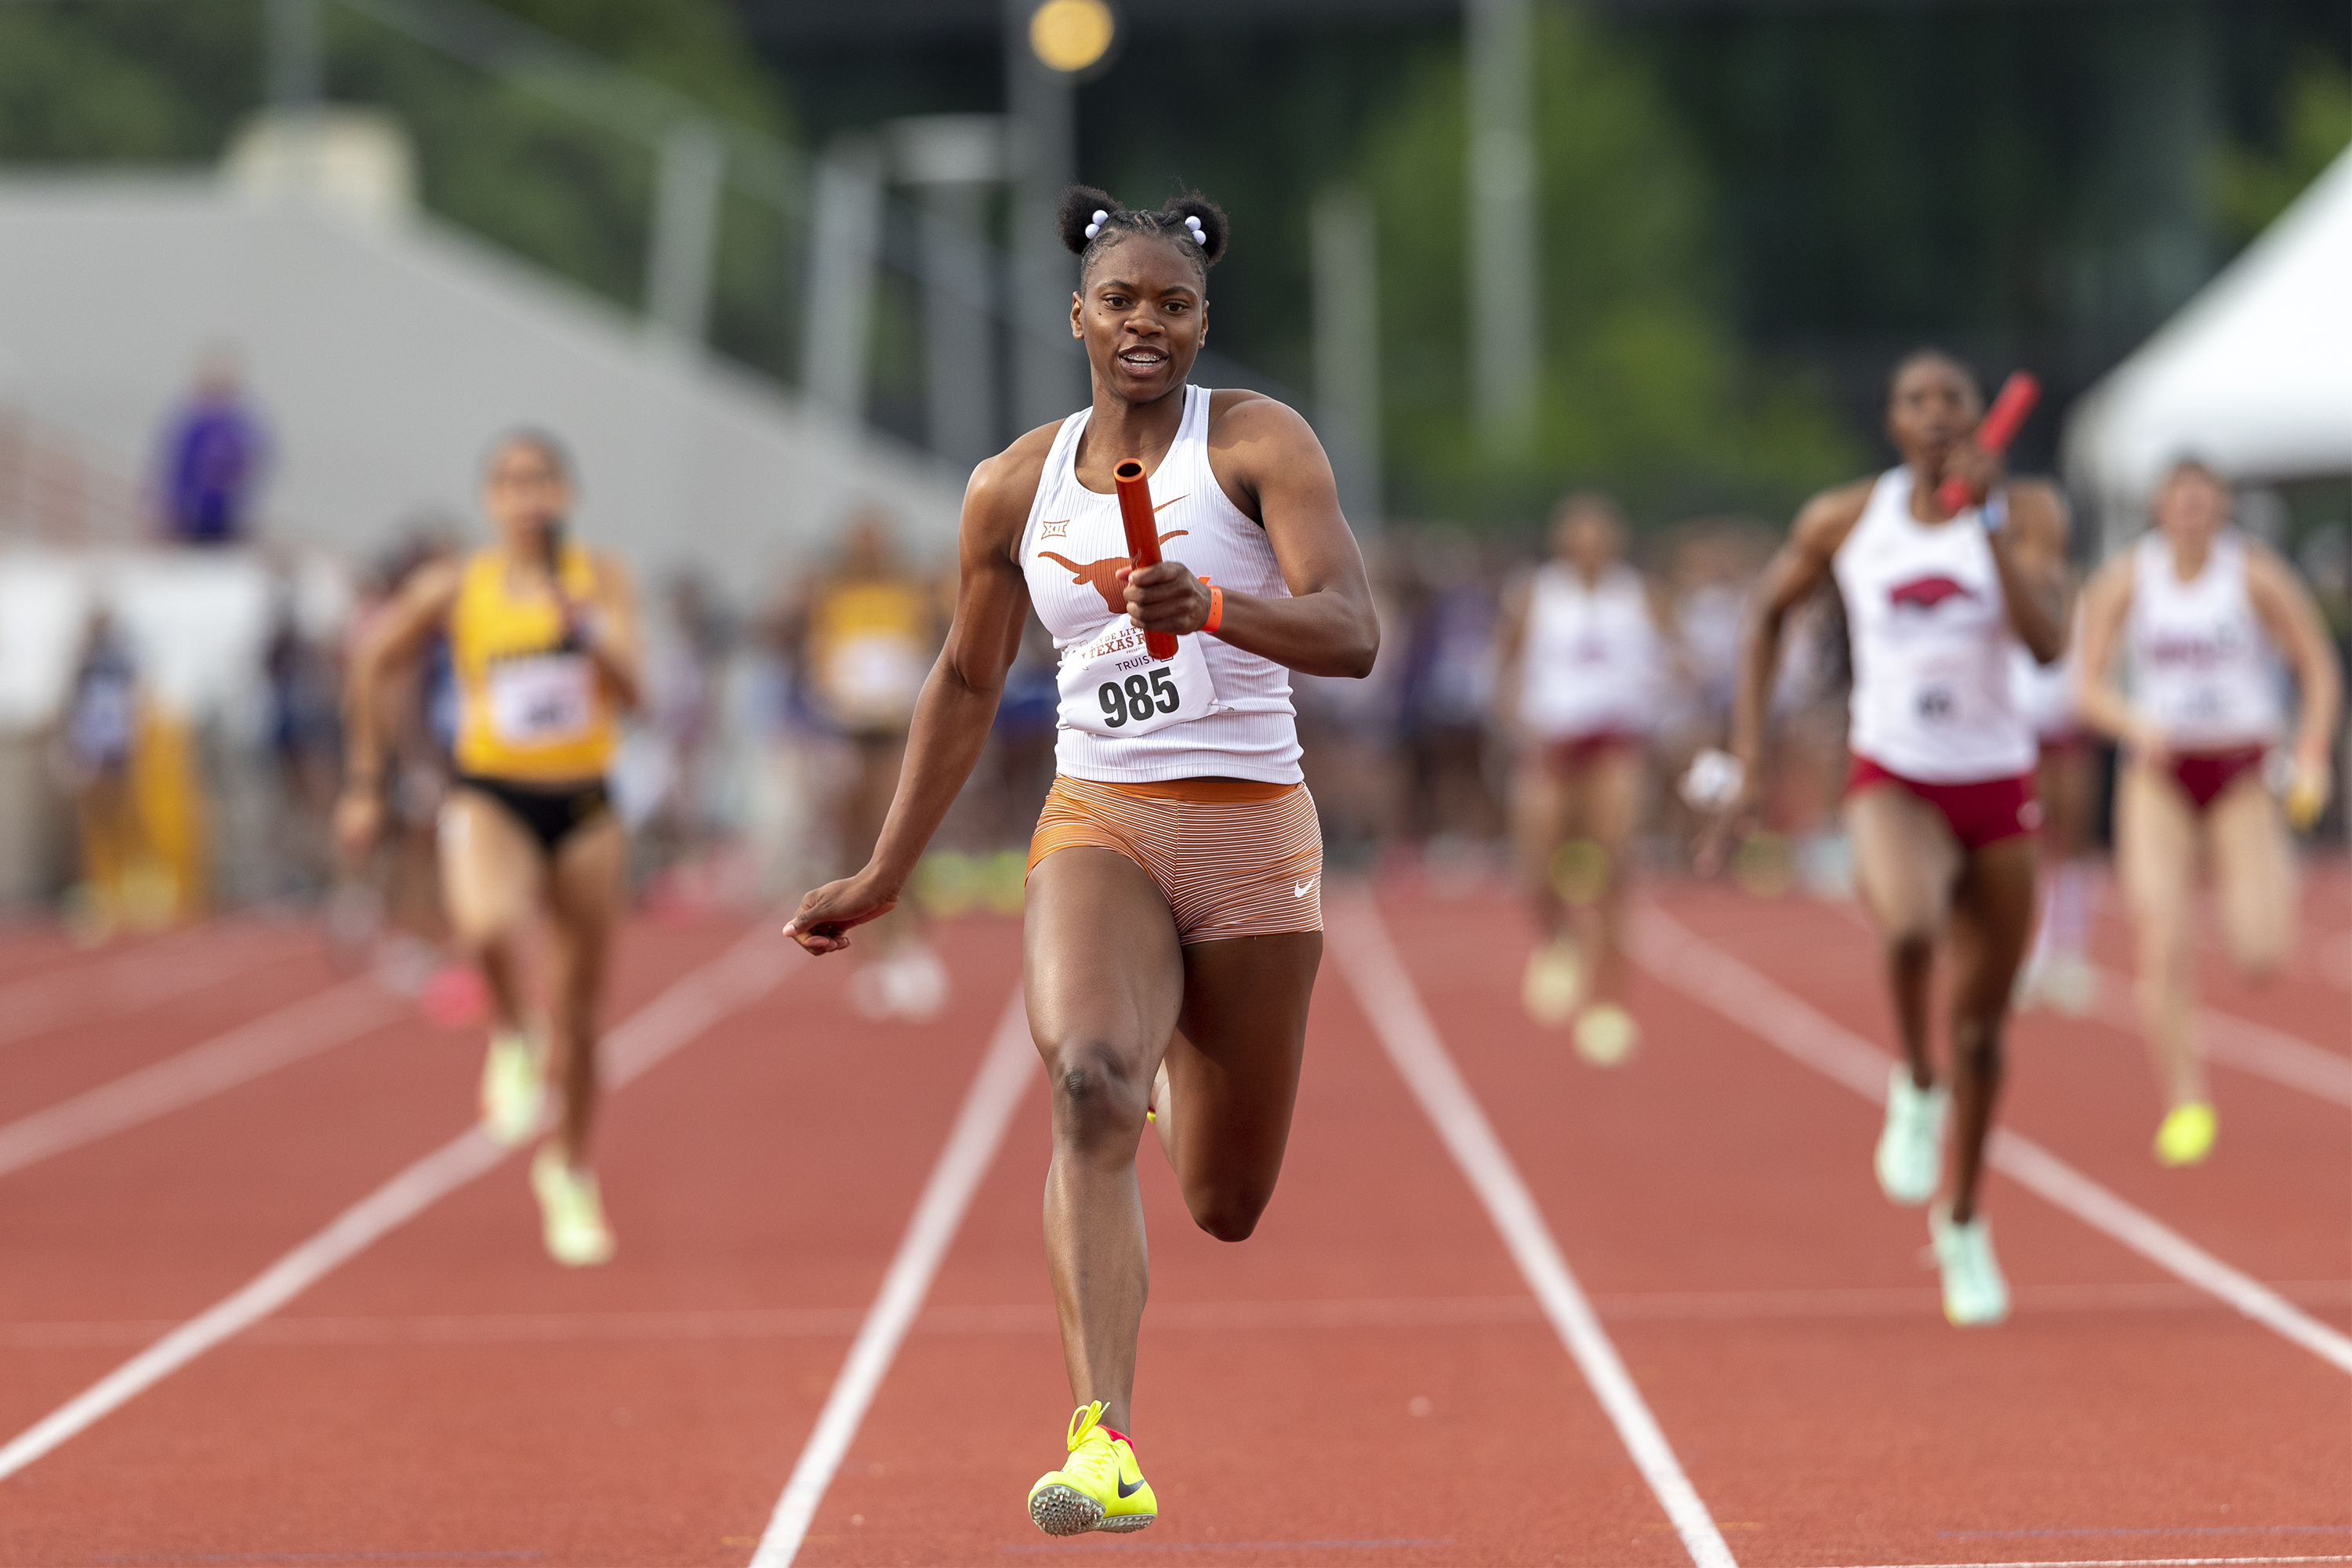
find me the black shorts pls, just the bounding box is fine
[456,775,612,858]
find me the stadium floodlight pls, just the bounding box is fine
[1029,0,1116,74]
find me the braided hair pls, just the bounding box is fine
[1055,185,1229,286]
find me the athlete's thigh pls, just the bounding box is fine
[2114,764,2196,929]
[437,790,543,943]
[1843,786,1960,940]
[1579,748,1645,853]
[1510,757,1570,862]
[1948,835,2038,1013]
[1164,931,1321,1193]
[2205,777,2296,971]
[1024,848,1185,1087]
[543,815,626,988]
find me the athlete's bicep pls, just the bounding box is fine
[942,448,1043,691]
[1233,405,1370,604]
[363,563,462,669]
[2071,561,2132,684]
[2246,550,2337,686]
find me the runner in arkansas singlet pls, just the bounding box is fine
[1835,465,2035,787]
[1021,384,1301,783]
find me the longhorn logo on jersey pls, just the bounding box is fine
[1038,530,1190,615]
[1888,574,1976,612]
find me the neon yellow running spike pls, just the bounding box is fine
[1027,1401,1156,1536]
[2155,1102,2216,1167]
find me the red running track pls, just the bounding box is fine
[0,878,2344,1568]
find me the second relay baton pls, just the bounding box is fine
[1112,459,1179,660]
[1936,372,2041,514]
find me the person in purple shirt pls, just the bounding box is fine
[157,353,269,544]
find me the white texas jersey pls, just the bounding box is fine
[2127,530,2282,751]
[1018,387,1303,783]
[1517,561,1661,741]
[1833,466,2035,783]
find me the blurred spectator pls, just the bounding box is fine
[56,609,165,937]
[154,350,270,546]
[265,583,344,894]
[1396,528,1506,855]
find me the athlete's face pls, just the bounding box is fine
[1885,359,1983,475]
[484,444,572,554]
[2152,466,2230,553]
[1072,236,1206,406]
[1552,507,1624,575]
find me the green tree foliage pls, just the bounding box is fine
[2211,53,2352,247]
[1363,9,1856,528]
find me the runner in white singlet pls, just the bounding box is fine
[2009,594,2099,1015]
[2073,459,2339,1167]
[1495,493,1670,1061]
[1711,350,2070,1327]
[785,186,1377,1536]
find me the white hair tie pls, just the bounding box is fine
[1084,208,1107,240]
[1184,215,1207,245]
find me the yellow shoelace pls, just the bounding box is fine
[1065,1400,1107,1454]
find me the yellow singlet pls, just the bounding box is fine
[450,545,618,782]
[808,579,935,734]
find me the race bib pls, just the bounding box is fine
[1055,618,1221,739]
[487,652,596,746]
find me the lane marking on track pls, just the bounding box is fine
[2074,967,2352,1108]
[1329,893,1738,1568]
[0,977,405,1181]
[0,923,793,1485]
[0,925,285,1053]
[18,1276,2351,1348]
[750,985,1033,1568]
[1633,906,2352,1378]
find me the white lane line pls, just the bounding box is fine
[751,985,1033,1568]
[2075,967,2352,1109]
[0,926,284,1052]
[1329,894,1738,1568]
[0,923,792,1484]
[0,977,405,1181]
[1632,906,2352,1378]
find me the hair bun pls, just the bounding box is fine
[1056,185,1123,256]
[1159,191,1228,266]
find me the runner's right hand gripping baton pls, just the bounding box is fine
[1935,372,2041,514]
[1112,459,1179,661]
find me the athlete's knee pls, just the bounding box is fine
[1183,1177,1274,1243]
[1884,927,1936,970]
[1950,1012,2005,1077]
[1045,1040,1149,1151]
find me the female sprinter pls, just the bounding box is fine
[1494,492,1668,1062]
[785,187,1377,1535]
[2072,458,2339,1166]
[337,431,641,1267]
[1715,350,2067,1326]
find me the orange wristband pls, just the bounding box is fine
[1202,581,1223,634]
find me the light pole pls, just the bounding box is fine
[1004,0,1116,430]
[1466,0,1539,463]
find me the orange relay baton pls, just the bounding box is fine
[1936,371,2041,514]
[1112,459,1179,660]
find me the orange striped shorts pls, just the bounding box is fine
[1026,775,1323,944]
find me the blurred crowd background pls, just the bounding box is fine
[0,0,2343,957]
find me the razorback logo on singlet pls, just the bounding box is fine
[1036,529,1189,615]
[1888,574,1976,612]
[2144,628,2244,668]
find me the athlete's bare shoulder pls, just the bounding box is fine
[963,419,1062,559]
[1791,477,1878,560]
[1203,388,1312,455]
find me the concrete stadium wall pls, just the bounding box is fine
[0,176,967,597]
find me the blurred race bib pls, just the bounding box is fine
[487,652,595,746]
[1055,617,1221,739]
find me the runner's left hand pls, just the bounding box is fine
[1937,441,2005,515]
[1119,561,1211,636]
[783,869,901,955]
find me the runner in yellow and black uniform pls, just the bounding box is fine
[338,430,642,1266]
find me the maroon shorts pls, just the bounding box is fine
[1848,756,2042,851]
[2167,746,2267,811]
[1541,731,1642,773]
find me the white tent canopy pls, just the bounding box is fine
[2065,143,2352,549]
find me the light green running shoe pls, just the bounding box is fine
[478,1030,544,1149]
[1929,1203,2009,1326]
[2154,1102,2216,1167]
[1522,937,1583,1025]
[1573,1002,1639,1067]
[530,1146,615,1267]
[1874,1064,1947,1207]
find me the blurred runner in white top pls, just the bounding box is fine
[2072,458,2339,1167]
[1495,492,1671,1064]
[2009,591,2099,1014]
